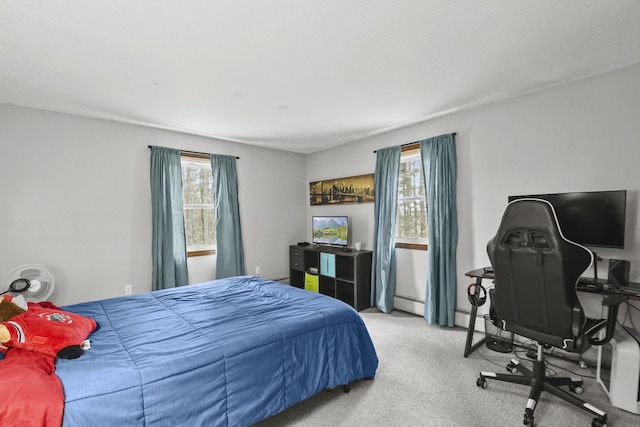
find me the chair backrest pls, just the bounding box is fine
[487,199,593,351]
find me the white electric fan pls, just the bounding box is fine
[1,264,56,302]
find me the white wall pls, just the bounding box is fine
[0,105,307,305]
[2,63,639,329]
[306,63,640,328]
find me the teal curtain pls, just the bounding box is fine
[420,134,458,326]
[371,146,401,313]
[150,146,189,291]
[211,154,245,278]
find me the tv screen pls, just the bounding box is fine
[508,190,627,249]
[312,216,349,246]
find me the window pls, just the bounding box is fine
[396,145,427,250]
[181,154,216,256]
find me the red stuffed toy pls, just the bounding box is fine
[0,300,96,359]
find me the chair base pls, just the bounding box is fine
[477,357,608,427]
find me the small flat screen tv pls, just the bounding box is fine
[312,216,349,246]
[508,190,627,249]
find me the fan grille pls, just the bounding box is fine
[20,268,42,280]
[2,264,55,302]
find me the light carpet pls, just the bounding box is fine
[254,308,640,426]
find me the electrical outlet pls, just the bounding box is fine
[124,285,132,295]
[255,266,261,274]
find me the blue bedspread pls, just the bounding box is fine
[57,276,378,426]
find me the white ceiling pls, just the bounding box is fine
[2,1,640,154]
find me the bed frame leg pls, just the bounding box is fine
[326,383,352,393]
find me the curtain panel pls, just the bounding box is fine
[420,134,458,326]
[371,146,401,313]
[150,146,189,291]
[211,154,245,278]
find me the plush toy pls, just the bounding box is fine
[0,296,96,359]
[0,296,26,353]
[0,295,27,321]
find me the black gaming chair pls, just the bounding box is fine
[477,199,626,427]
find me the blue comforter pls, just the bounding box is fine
[57,276,378,426]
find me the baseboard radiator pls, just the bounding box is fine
[394,295,492,332]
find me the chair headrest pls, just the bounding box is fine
[496,198,561,251]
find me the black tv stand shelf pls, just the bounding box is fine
[289,245,372,311]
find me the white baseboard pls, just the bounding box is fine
[394,296,488,331]
[455,308,489,331]
[394,295,424,316]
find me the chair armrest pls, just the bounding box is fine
[588,295,628,346]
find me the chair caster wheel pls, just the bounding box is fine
[476,377,487,388]
[507,362,518,374]
[591,418,607,427]
[523,412,534,426]
[570,385,583,394]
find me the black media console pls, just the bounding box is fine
[289,245,372,311]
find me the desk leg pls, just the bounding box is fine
[463,278,486,358]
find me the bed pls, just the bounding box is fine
[56,275,378,426]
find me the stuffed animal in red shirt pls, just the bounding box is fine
[0,295,96,359]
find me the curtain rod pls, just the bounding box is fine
[148,145,239,159]
[372,132,456,153]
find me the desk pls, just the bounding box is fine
[463,268,640,358]
[463,268,494,357]
[576,277,640,300]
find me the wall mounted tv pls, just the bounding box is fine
[508,190,627,249]
[312,216,349,246]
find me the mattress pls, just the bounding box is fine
[57,276,378,426]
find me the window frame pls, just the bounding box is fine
[180,152,216,257]
[395,144,428,251]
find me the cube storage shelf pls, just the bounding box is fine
[289,245,372,311]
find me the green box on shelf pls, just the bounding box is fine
[304,273,319,293]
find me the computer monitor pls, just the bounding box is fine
[508,190,627,249]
